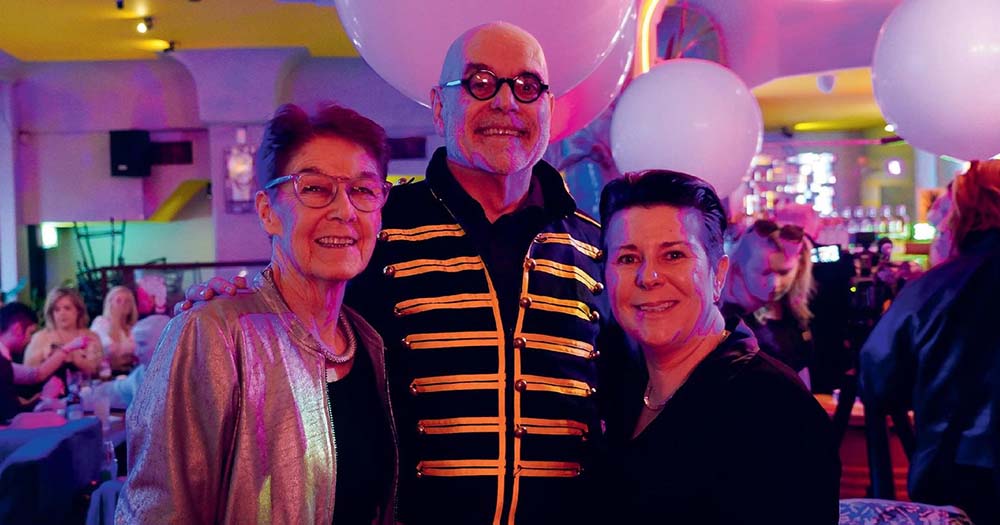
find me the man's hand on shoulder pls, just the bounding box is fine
[174,275,248,314]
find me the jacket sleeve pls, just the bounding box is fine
[115,310,239,525]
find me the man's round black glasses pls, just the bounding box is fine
[442,69,550,103]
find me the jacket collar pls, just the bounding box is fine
[424,147,578,222]
[252,267,383,360]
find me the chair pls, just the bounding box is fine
[86,479,124,525]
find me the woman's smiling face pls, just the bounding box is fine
[605,205,727,355]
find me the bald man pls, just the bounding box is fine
[349,22,609,525]
[185,22,609,524]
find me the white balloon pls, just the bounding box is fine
[873,0,1000,161]
[610,59,762,197]
[333,0,633,107]
[549,2,636,142]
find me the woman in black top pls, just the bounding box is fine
[598,170,840,524]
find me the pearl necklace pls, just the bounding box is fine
[318,312,357,364]
[643,330,730,411]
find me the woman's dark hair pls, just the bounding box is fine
[255,103,391,188]
[599,170,728,266]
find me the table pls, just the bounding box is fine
[0,418,103,524]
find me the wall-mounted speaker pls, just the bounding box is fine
[110,130,152,177]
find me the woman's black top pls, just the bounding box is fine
[602,317,842,525]
[327,345,393,525]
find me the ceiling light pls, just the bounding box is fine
[137,17,153,34]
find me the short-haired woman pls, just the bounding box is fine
[599,170,840,524]
[118,103,398,524]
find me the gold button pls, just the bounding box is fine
[514,379,528,392]
[594,249,604,261]
[519,296,532,309]
[513,337,527,349]
[409,383,419,396]
[514,425,528,438]
[417,424,426,435]
[383,265,396,277]
[535,234,548,243]
[393,306,402,317]
[415,467,423,478]
[591,282,605,295]
[589,350,600,360]
[401,338,411,350]
[589,309,601,322]
[576,467,584,476]
[378,231,389,242]
[523,258,536,271]
[589,386,598,396]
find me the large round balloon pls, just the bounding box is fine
[610,59,762,197]
[549,2,636,142]
[333,0,633,107]
[873,0,1000,160]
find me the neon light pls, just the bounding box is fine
[638,0,675,74]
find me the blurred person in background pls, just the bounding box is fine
[721,218,816,380]
[1,302,72,391]
[90,285,139,373]
[23,287,102,383]
[861,160,1000,525]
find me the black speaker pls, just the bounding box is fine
[110,130,151,177]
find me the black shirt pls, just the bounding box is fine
[604,318,841,525]
[328,346,393,525]
[429,154,552,329]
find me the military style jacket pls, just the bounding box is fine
[350,149,610,525]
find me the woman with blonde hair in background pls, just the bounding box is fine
[90,285,139,372]
[24,287,103,381]
[721,218,816,378]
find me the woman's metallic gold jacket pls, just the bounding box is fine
[116,270,398,524]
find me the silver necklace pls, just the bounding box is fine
[318,312,357,364]
[643,330,730,410]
